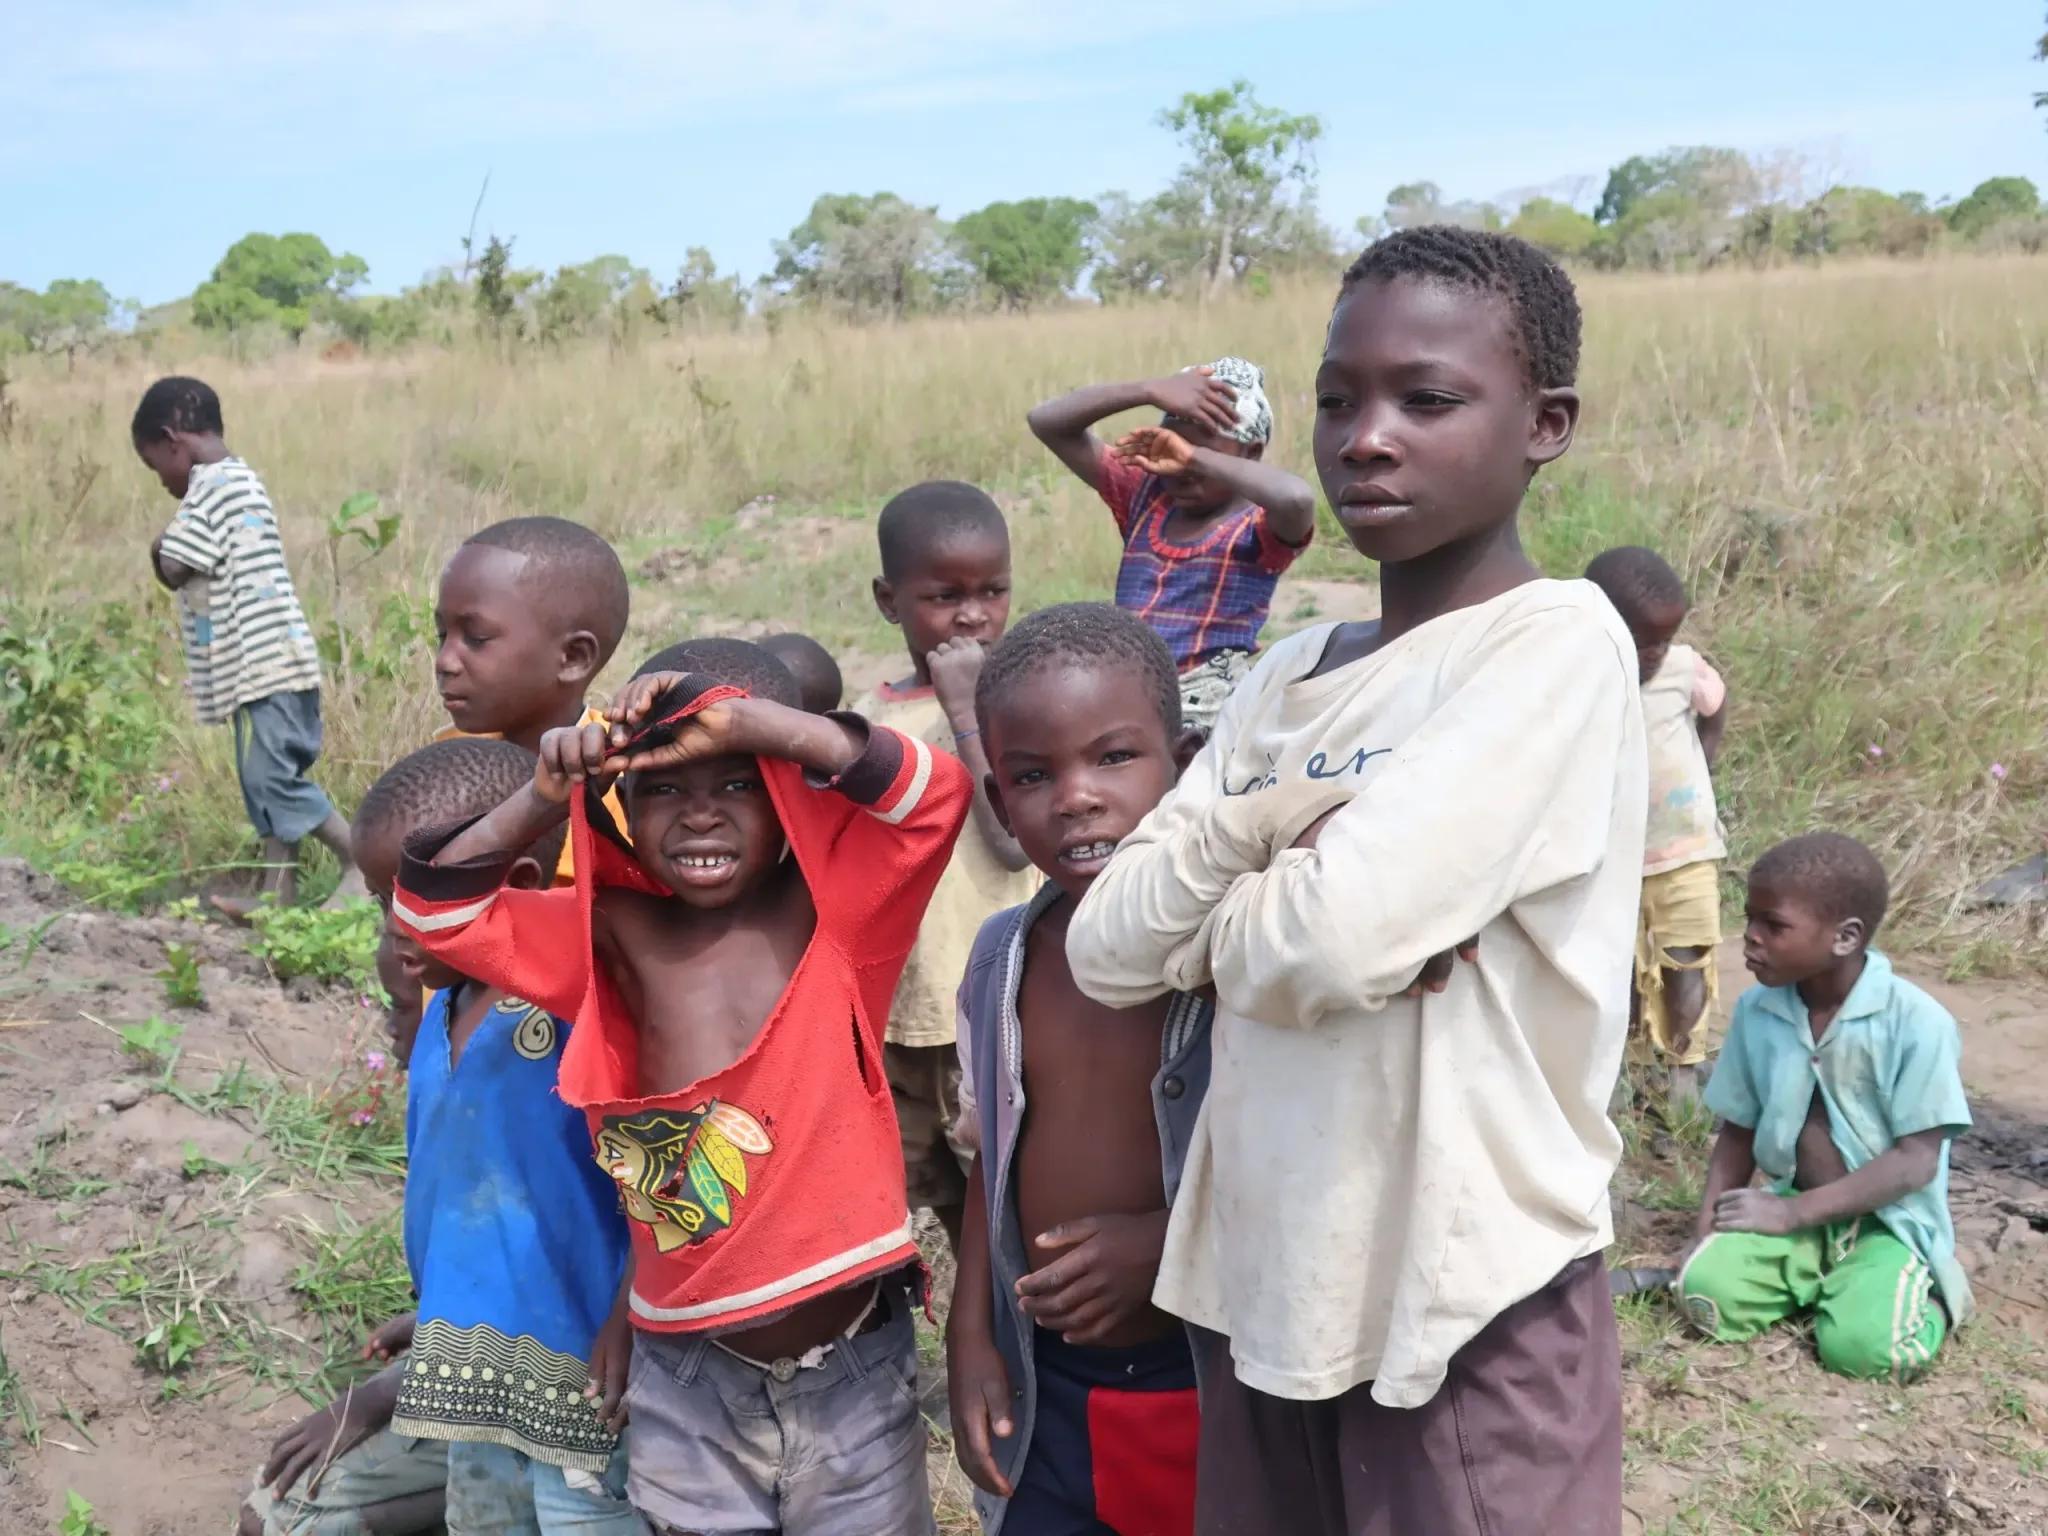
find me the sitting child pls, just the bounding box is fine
[1679,833,1972,1381]
[759,631,845,713]
[133,375,360,917]
[947,604,1208,1536]
[245,737,641,1535]
[393,639,969,1535]
[1588,545,1730,1103]
[1027,359,1316,733]
[853,482,1039,1251]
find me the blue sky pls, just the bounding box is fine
[4,0,2042,305]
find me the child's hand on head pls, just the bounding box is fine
[1115,425,1198,477]
[537,719,618,803]
[598,670,748,774]
[1149,365,1240,437]
[927,636,987,720]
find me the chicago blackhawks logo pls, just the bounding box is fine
[594,1101,772,1253]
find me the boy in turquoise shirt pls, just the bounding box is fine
[1679,832,1971,1381]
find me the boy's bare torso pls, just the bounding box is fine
[1015,900,1178,1347]
[592,872,875,1356]
[1793,1003,1853,1194]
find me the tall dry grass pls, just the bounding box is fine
[2,256,2044,957]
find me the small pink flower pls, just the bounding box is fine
[1867,744,1883,759]
[350,1108,374,1127]
[365,1050,388,1073]
[156,775,175,792]
[1990,762,2008,782]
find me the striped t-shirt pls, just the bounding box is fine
[158,458,322,724]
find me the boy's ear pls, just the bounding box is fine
[983,771,1013,837]
[506,855,548,891]
[871,576,900,626]
[1171,725,1206,776]
[1831,916,1867,959]
[1527,387,1580,470]
[557,629,602,688]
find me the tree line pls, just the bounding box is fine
[7,71,2048,362]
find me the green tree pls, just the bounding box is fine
[1595,147,1755,225]
[472,235,539,337]
[535,254,650,340]
[1799,186,1942,257]
[1155,80,1325,296]
[950,197,1097,308]
[773,193,948,316]
[1946,176,2040,239]
[1507,197,1599,258]
[190,232,367,341]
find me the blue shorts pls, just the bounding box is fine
[233,688,334,843]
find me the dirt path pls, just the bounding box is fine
[0,856,2041,1534]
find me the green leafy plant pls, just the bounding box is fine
[180,1141,227,1180]
[159,942,204,1009]
[137,1313,204,1373]
[58,1490,109,1536]
[117,1014,184,1066]
[323,492,401,679]
[249,900,381,988]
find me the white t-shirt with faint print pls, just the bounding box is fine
[1642,643,1727,877]
[1067,579,1647,1408]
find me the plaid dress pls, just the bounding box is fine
[1096,448,1307,671]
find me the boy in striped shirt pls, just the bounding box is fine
[134,376,359,913]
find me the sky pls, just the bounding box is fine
[4,0,2044,306]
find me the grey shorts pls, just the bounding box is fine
[244,1428,446,1536]
[234,687,335,843]
[623,1274,934,1536]
[1178,649,1253,737]
[1189,1253,1621,1536]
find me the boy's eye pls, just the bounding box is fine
[1100,749,1137,766]
[722,778,762,795]
[1009,768,1046,787]
[642,781,676,796]
[1315,392,1349,411]
[1407,390,1461,409]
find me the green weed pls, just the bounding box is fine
[137,1313,205,1374]
[58,1490,109,1536]
[249,901,381,989]
[117,1014,185,1066]
[159,942,204,1009]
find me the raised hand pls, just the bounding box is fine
[1114,425,1199,477]
[1148,366,1240,436]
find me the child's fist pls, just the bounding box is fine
[1115,425,1198,478]
[537,720,617,802]
[927,636,987,721]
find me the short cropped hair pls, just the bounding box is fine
[1751,833,1890,936]
[355,737,563,871]
[1343,226,1581,391]
[758,633,844,714]
[1585,546,1688,627]
[975,602,1181,741]
[132,376,223,441]
[876,481,1009,581]
[465,517,631,664]
[632,636,801,708]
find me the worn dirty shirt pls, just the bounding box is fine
[392,987,630,1471]
[1067,579,1647,1408]
[1706,950,1974,1325]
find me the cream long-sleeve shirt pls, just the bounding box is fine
[1067,578,1647,1408]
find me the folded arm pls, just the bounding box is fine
[1189,607,1633,1026]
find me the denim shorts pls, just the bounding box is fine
[623,1273,934,1536]
[244,1428,446,1536]
[233,687,334,843]
[445,1439,647,1535]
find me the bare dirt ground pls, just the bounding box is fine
[0,814,2041,1535]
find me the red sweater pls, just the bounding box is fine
[394,690,969,1333]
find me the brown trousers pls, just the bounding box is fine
[1190,1253,1621,1536]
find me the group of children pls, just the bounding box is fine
[129,224,1973,1536]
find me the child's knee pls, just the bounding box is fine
[1814,1313,1923,1381]
[1674,1238,1763,1342]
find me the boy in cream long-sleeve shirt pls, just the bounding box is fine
[1067,228,1646,1536]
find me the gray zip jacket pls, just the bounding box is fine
[955,884,1213,1534]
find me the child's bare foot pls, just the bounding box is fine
[210,891,266,926]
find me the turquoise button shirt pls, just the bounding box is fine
[1705,950,1973,1324]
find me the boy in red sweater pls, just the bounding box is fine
[393,639,969,1535]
